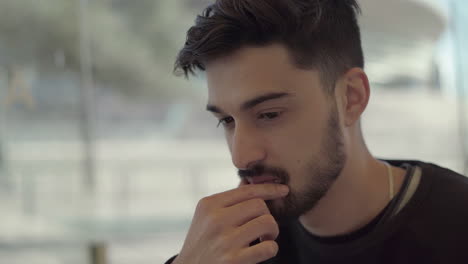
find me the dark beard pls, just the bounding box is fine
[239,103,346,224]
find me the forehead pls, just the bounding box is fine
[205,44,324,109]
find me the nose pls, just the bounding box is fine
[229,124,266,170]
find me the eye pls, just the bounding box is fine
[217,116,234,128]
[258,111,282,120]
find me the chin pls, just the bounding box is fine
[266,198,294,224]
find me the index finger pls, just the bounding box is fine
[213,183,289,208]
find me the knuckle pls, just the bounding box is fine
[268,219,279,231]
[196,198,225,233]
[265,213,275,221]
[263,241,279,258]
[260,214,276,225]
[259,215,279,236]
[196,197,211,212]
[243,187,256,199]
[251,198,266,210]
[257,240,279,259]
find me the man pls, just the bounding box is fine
[166,0,468,263]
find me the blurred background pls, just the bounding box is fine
[0,0,467,263]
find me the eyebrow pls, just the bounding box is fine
[206,92,292,114]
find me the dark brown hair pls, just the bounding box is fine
[174,0,364,93]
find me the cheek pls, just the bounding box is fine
[264,118,324,171]
[289,159,308,182]
[270,124,322,164]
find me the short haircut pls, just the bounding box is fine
[174,0,364,93]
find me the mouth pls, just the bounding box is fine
[246,176,282,184]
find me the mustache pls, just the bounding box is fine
[238,164,289,183]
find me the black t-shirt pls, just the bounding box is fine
[166,160,468,264]
[266,160,468,264]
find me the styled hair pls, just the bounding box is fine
[174,0,364,93]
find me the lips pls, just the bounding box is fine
[246,175,281,184]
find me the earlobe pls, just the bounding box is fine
[343,68,370,127]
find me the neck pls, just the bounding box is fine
[298,147,406,237]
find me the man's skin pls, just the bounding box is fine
[173,44,407,264]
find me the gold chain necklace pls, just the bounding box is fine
[383,162,394,200]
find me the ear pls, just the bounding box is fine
[339,68,370,127]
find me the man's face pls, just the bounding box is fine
[206,44,347,222]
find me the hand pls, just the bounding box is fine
[172,183,289,264]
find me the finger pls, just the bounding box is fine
[213,183,289,208]
[237,240,279,264]
[223,198,270,227]
[235,214,279,247]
